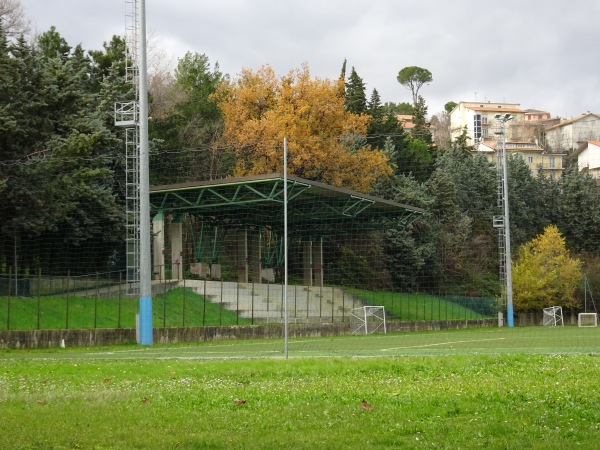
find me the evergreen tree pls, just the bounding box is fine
[0,25,126,275]
[149,52,226,184]
[367,88,382,119]
[411,95,432,144]
[557,162,600,253]
[505,155,545,248]
[344,67,367,114]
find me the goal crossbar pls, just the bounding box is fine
[578,312,598,328]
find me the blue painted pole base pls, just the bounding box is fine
[139,296,153,345]
[507,304,514,328]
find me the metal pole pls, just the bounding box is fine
[283,137,289,359]
[500,116,515,328]
[14,235,17,297]
[138,0,153,344]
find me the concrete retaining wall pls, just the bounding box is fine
[0,319,497,350]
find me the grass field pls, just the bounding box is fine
[349,288,496,320]
[2,327,600,449]
[0,287,250,330]
[0,286,497,332]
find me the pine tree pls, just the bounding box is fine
[367,88,382,119]
[344,67,367,114]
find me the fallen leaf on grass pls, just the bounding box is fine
[361,399,373,410]
[233,398,247,405]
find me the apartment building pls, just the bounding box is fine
[449,101,525,144]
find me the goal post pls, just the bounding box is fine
[542,306,563,327]
[578,313,598,327]
[350,306,386,335]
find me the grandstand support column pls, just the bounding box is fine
[248,232,261,282]
[314,237,323,287]
[303,240,313,286]
[170,217,183,280]
[237,229,248,283]
[152,212,164,280]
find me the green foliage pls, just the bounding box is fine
[513,225,583,311]
[450,126,472,154]
[411,95,432,145]
[149,52,226,184]
[36,26,71,59]
[424,149,500,293]
[383,101,414,115]
[367,88,382,118]
[373,174,434,291]
[326,237,389,289]
[349,288,495,319]
[557,162,600,253]
[0,287,249,330]
[444,100,457,113]
[0,24,129,275]
[344,67,367,114]
[396,65,433,105]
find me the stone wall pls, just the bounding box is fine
[0,319,497,350]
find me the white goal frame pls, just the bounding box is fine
[350,306,386,335]
[578,313,598,328]
[543,306,563,326]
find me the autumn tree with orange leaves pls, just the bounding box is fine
[212,64,391,192]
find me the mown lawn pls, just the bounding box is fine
[0,287,250,330]
[349,288,496,320]
[1,349,599,449]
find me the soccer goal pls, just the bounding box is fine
[579,274,598,327]
[542,306,563,327]
[350,306,386,335]
[578,313,598,327]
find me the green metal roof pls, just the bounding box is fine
[150,173,423,231]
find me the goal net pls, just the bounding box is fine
[542,306,563,326]
[578,313,598,327]
[350,306,386,335]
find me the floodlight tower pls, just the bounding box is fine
[115,0,152,344]
[494,113,514,328]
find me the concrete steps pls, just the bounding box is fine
[183,280,363,323]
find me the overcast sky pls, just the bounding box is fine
[18,0,600,118]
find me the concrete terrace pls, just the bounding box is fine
[183,280,364,324]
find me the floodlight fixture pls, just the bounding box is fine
[495,113,514,121]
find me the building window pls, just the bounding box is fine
[481,115,488,125]
[528,156,533,164]
[474,114,482,142]
[550,156,556,168]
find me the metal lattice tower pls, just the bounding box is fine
[493,149,507,307]
[115,0,141,295]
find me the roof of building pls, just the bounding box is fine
[524,109,550,114]
[546,113,600,131]
[449,101,523,115]
[572,141,600,158]
[468,106,524,114]
[150,173,424,233]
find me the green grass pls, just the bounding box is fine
[0,287,249,330]
[2,334,600,449]
[349,288,495,320]
[0,287,494,331]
